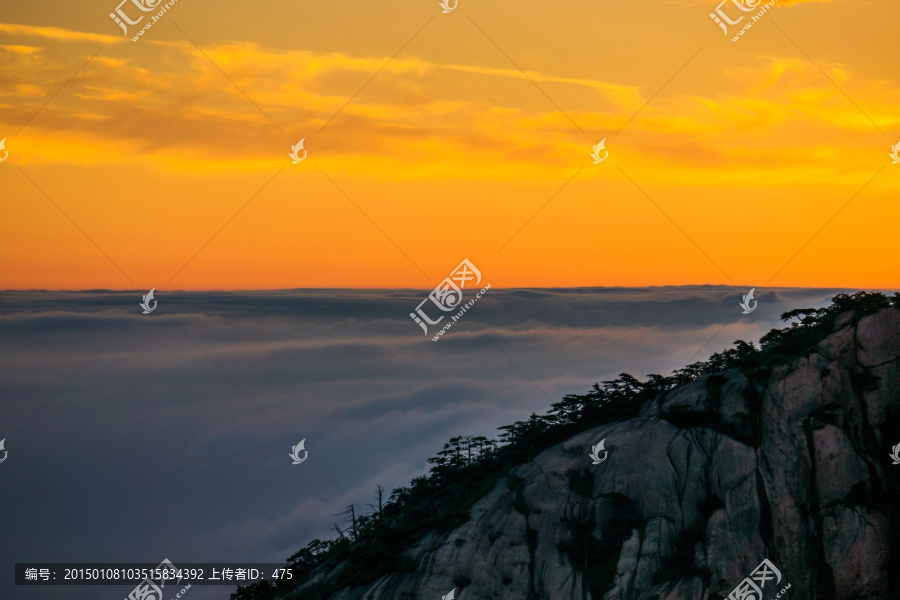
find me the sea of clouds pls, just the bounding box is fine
[0,286,858,600]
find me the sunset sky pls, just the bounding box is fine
[1,0,897,290]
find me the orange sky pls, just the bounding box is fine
[0,0,897,290]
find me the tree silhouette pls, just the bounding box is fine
[233,292,899,599]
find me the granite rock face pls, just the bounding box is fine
[288,309,900,600]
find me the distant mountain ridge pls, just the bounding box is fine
[237,292,900,600]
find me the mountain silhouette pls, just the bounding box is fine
[234,291,900,600]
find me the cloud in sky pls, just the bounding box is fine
[1,2,897,181]
[0,23,124,45]
[2,0,897,288]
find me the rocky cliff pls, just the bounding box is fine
[286,307,900,600]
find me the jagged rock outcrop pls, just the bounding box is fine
[288,308,900,600]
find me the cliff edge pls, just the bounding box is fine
[284,306,900,600]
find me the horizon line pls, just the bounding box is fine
[0,284,882,293]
